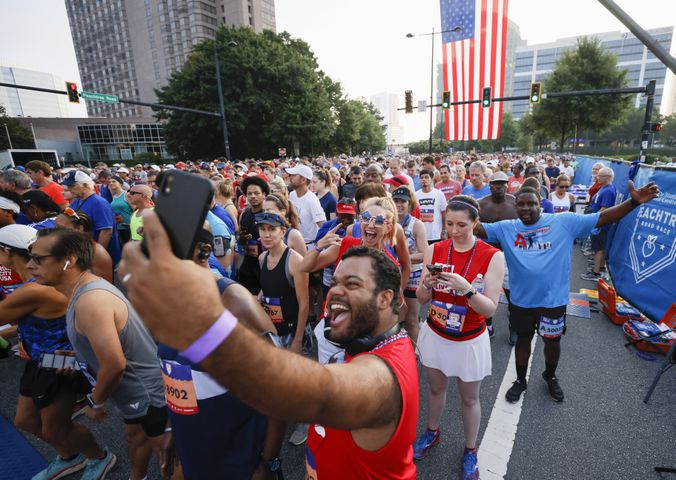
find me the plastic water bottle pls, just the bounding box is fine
[471,274,485,294]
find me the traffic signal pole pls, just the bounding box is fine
[638,80,656,165]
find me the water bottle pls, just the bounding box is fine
[471,274,485,294]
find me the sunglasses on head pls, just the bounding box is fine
[359,212,387,227]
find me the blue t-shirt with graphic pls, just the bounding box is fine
[462,184,491,200]
[591,184,616,231]
[482,212,600,308]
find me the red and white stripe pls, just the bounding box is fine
[443,0,509,141]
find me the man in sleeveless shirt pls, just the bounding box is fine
[120,215,419,479]
[31,228,168,480]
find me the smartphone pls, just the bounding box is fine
[426,264,443,273]
[63,356,78,370]
[52,354,66,370]
[213,236,227,257]
[142,170,214,259]
[39,353,55,369]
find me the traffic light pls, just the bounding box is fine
[442,91,451,109]
[66,82,79,103]
[651,123,663,133]
[529,82,542,104]
[482,87,492,108]
[405,90,413,114]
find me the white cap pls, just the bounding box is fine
[0,224,37,251]
[150,165,161,172]
[284,164,313,180]
[117,167,130,173]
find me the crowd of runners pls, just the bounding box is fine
[0,152,660,479]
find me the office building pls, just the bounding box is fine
[65,0,276,118]
[370,92,405,146]
[511,26,675,120]
[0,66,85,118]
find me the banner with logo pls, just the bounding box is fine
[574,156,675,322]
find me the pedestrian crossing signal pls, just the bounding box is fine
[442,91,451,109]
[482,87,492,108]
[66,82,80,103]
[529,82,542,104]
[405,90,413,114]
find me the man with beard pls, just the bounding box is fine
[237,176,269,293]
[479,172,518,343]
[476,181,660,403]
[120,217,419,479]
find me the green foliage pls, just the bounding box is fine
[155,27,384,159]
[528,37,633,150]
[133,152,161,163]
[656,113,676,147]
[0,104,34,150]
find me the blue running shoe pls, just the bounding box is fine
[413,428,440,460]
[32,453,87,480]
[462,448,479,480]
[81,447,116,480]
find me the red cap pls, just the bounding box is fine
[383,175,408,187]
[336,203,357,215]
[175,161,188,170]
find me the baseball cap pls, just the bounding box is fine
[61,170,93,186]
[489,171,509,183]
[0,224,37,251]
[284,164,313,180]
[116,167,130,174]
[175,162,188,170]
[336,202,357,215]
[391,187,412,201]
[383,175,408,188]
[254,212,286,227]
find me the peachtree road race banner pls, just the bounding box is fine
[574,155,675,323]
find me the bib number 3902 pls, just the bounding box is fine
[160,360,199,415]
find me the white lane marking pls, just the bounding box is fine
[478,335,538,479]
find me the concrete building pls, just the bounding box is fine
[370,92,405,147]
[64,0,276,119]
[511,26,675,120]
[0,66,86,118]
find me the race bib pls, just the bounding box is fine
[262,296,283,324]
[420,208,434,223]
[429,301,467,334]
[406,268,422,291]
[538,315,565,339]
[160,360,199,415]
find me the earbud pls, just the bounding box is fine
[63,260,70,271]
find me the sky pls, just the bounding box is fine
[1,0,675,140]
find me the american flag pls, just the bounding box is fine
[440,0,509,140]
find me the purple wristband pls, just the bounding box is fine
[181,309,238,364]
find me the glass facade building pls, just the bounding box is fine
[77,123,174,162]
[510,26,674,120]
[0,66,71,117]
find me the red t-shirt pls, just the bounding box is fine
[435,180,462,201]
[0,266,23,300]
[588,180,600,203]
[428,239,498,341]
[40,181,68,207]
[306,336,418,479]
[507,175,524,194]
[336,236,398,269]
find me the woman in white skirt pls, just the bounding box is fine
[414,195,505,480]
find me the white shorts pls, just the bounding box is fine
[417,322,492,382]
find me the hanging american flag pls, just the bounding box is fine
[440,0,509,140]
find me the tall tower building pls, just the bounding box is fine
[370,92,405,147]
[65,0,276,118]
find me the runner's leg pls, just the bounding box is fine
[426,367,449,430]
[456,379,482,449]
[403,297,421,343]
[124,423,153,480]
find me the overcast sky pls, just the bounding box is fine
[1,0,675,140]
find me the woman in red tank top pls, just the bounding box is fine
[413,195,505,480]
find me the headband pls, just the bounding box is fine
[448,200,479,215]
[0,197,20,213]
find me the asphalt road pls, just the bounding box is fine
[1,247,674,480]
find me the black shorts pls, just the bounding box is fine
[404,289,417,299]
[124,405,168,438]
[590,230,608,252]
[510,304,567,339]
[19,361,90,409]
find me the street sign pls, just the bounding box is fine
[417,100,427,113]
[81,91,119,103]
[278,147,287,157]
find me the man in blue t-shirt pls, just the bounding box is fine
[581,167,617,282]
[62,170,121,264]
[461,161,491,199]
[477,181,659,404]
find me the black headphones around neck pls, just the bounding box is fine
[325,321,401,357]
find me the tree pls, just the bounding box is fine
[0,104,34,150]
[155,27,383,159]
[655,113,676,147]
[528,37,632,151]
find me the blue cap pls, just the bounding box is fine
[15,166,26,172]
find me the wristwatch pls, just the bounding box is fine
[264,457,282,473]
[86,393,105,409]
[464,286,477,299]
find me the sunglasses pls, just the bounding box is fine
[359,212,387,227]
[557,184,570,189]
[28,253,55,265]
[62,207,80,220]
[127,191,145,196]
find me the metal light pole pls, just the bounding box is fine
[214,40,237,161]
[3,123,12,149]
[406,27,461,154]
